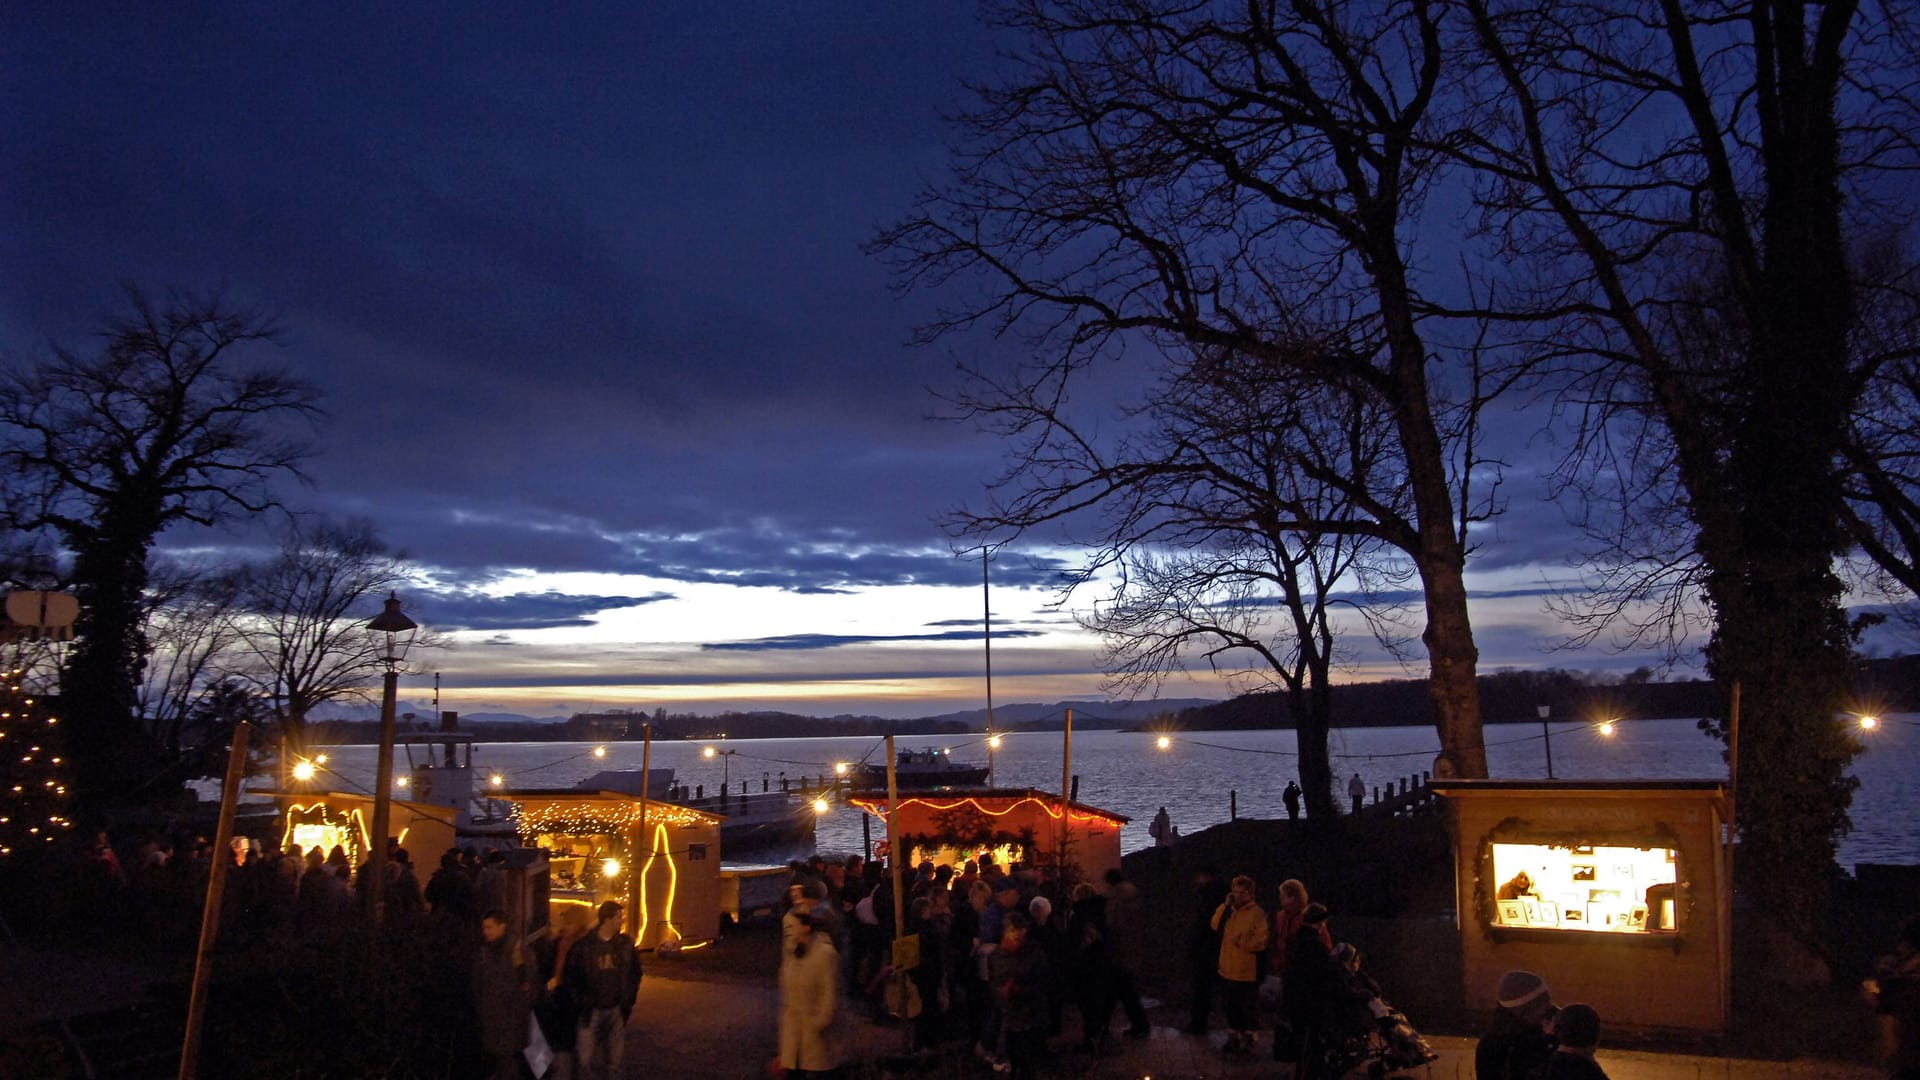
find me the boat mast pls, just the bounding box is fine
[984,548,995,787]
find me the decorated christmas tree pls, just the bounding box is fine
[0,669,73,858]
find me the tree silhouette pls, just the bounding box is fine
[0,288,319,807]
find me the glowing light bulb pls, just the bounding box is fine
[594,746,608,758]
[703,746,717,759]
[603,858,621,877]
[1156,735,1172,751]
[812,797,830,814]
[988,735,1003,750]
[292,760,316,781]
[1860,715,1880,731]
[1598,720,1616,737]
[834,762,850,776]
[395,776,410,788]
[490,774,505,787]
[316,754,328,764]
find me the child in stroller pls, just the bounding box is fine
[1311,943,1439,1078]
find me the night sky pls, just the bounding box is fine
[3,6,1669,721]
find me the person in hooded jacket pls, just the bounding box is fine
[779,908,842,1078]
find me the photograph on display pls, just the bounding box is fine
[1572,864,1598,881]
[1524,900,1560,928]
[1497,900,1530,926]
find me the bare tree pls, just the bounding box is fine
[878,0,1504,777]
[137,560,245,765]
[230,517,418,755]
[0,287,320,806]
[1445,0,1920,940]
[1072,349,1414,818]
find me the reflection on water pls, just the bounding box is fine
[315,715,1918,870]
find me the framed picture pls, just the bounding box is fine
[1497,900,1529,926]
[1527,900,1561,928]
[1573,845,1595,854]
[1572,864,1597,881]
[1562,906,1585,924]
[1611,863,1634,880]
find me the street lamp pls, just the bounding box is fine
[1537,705,1555,779]
[703,745,738,798]
[364,591,417,927]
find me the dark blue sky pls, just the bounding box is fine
[0,5,1767,718]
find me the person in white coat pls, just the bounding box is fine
[780,909,841,1077]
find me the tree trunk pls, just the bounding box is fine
[64,525,159,807]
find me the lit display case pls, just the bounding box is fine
[1487,841,1678,933]
[1432,780,1730,1036]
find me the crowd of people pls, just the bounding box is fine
[54,824,1920,1080]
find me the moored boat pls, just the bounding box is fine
[856,747,989,789]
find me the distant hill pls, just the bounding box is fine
[916,699,1217,730]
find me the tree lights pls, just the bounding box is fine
[0,670,70,857]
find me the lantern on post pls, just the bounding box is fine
[364,591,417,927]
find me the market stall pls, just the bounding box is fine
[273,790,460,874]
[498,788,724,950]
[848,788,1127,884]
[1431,779,1731,1036]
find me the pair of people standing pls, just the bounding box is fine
[491,900,642,1080]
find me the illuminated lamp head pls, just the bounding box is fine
[489,774,505,788]
[1597,720,1616,737]
[812,797,830,814]
[594,745,608,758]
[703,746,717,759]
[987,735,1003,749]
[1860,714,1880,731]
[291,760,316,782]
[834,762,849,776]
[1156,735,1172,751]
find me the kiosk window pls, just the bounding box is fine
[1489,842,1677,933]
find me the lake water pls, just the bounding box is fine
[316,715,1919,870]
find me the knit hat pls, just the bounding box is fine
[1555,1003,1601,1049]
[1029,896,1052,922]
[1496,969,1551,1010]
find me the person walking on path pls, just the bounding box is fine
[779,908,842,1078]
[1210,874,1270,1055]
[1283,781,1303,820]
[1867,914,1920,1080]
[1186,865,1229,1035]
[1543,1003,1610,1079]
[1475,969,1557,1080]
[567,900,642,1080]
[1348,773,1367,814]
[1149,806,1173,846]
[473,910,532,1080]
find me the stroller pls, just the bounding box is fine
[1306,943,1439,1079]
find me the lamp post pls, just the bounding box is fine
[365,591,417,928]
[703,745,738,801]
[1537,704,1555,779]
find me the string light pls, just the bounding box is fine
[509,798,717,835]
[847,793,1127,827]
[292,760,317,782]
[812,797,830,814]
[636,822,680,949]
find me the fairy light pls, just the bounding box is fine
[603,857,621,878]
[509,798,717,834]
[0,676,69,859]
[636,821,680,949]
[847,793,1127,828]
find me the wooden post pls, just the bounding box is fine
[1060,709,1072,880]
[1230,789,1237,821]
[885,734,911,1053]
[628,724,651,944]
[178,721,250,1080]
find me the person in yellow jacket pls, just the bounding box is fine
[1211,874,1270,1055]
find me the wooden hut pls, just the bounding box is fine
[499,788,724,950]
[848,788,1127,884]
[1431,779,1732,1036]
